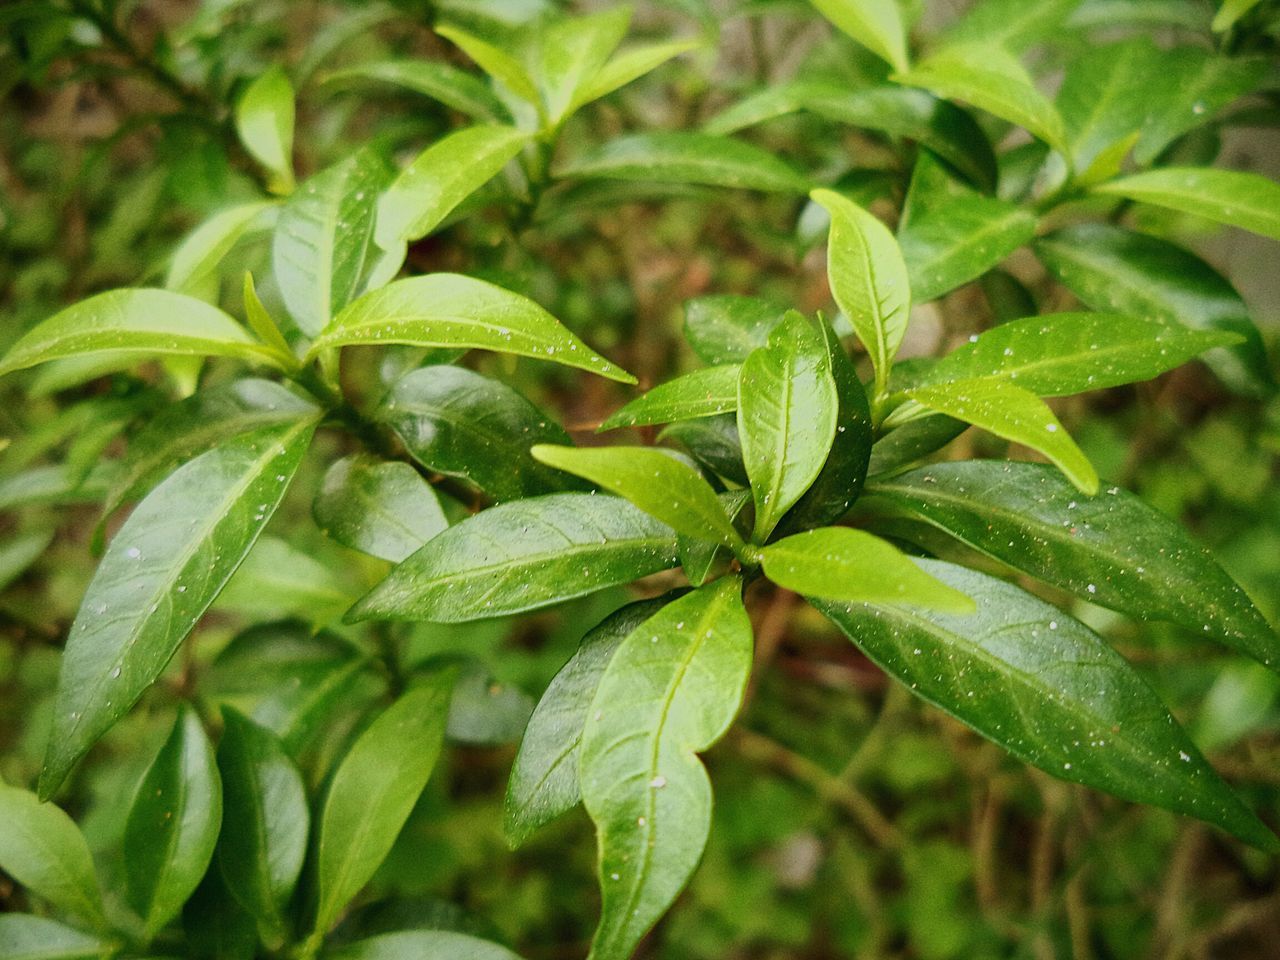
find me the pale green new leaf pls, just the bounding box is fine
[329,930,525,960]
[236,66,296,192]
[600,365,741,429]
[166,202,275,293]
[436,24,540,104]
[807,0,909,72]
[536,6,631,124]
[321,60,510,121]
[0,782,104,925]
[575,39,702,108]
[1094,167,1280,242]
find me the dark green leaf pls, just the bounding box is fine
[682,295,784,365]
[321,61,510,122]
[0,782,104,925]
[898,195,1036,303]
[980,269,1038,325]
[659,414,748,486]
[0,915,113,960]
[329,930,524,960]
[1093,167,1280,242]
[867,415,968,477]
[314,455,448,563]
[183,867,258,960]
[600,365,740,429]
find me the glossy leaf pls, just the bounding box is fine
[554,132,810,193]
[314,455,448,563]
[0,289,281,378]
[307,274,635,383]
[898,194,1036,303]
[576,38,702,108]
[322,60,509,121]
[0,782,104,925]
[814,559,1279,851]
[906,378,1098,494]
[807,0,909,72]
[376,365,576,501]
[273,147,396,337]
[436,24,540,105]
[125,708,223,936]
[659,414,749,486]
[600,365,741,429]
[39,417,317,798]
[242,273,296,362]
[235,66,295,192]
[867,414,968,477]
[215,709,308,934]
[679,490,752,586]
[531,444,745,550]
[1034,224,1273,394]
[166,202,275,294]
[536,7,631,123]
[739,312,839,541]
[313,672,455,935]
[348,493,678,623]
[581,578,753,960]
[682,295,784,365]
[375,125,529,249]
[329,930,524,960]
[868,461,1279,668]
[1093,167,1280,242]
[0,915,112,960]
[810,190,910,397]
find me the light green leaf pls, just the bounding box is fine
[575,38,702,108]
[0,783,104,926]
[0,289,283,378]
[166,202,276,294]
[682,295,784,365]
[217,535,357,629]
[899,194,1036,303]
[600,365,741,429]
[235,66,296,192]
[314,455,448,563]
[375,125,529,249]
[0,529,53,592]
[531,444,745,550]
[0,915,113,960]
[321,60,510,121]
[906,377,1098,494]
[39,417,317,799]
[242,273,296,362]
[347,493,678,623]
[581,578,752,960]
[1213,0,1265,31]
[125,708,223,937]
[313,673,455,935]
[739,312,839,541]
[679,490,753,586]
[807,0,909,72]
[536,6,631,123]
[329,930,525,960]
[436,24,540,104]
[814,559,1280,852]
[940,0,1082,51]
[307,273,635,383]
[1093,167,1280,242]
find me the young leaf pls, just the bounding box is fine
[321,60,510,122]
[905,378,1098,494]
[536,6,631,124]
[806,0,909,73]
[762,527,973,611]
[273,146,396,337]
[940,0,1081,51]
[868,461,1279,669]
[894,44,1067,154]
[898,194,1036,303]
[0,915,113,960]
[916,312,1238,396]
[505,598,669,846]
[39,417,317,799]
[600,365,741,429]
[242,274,296,363]
[376,365,577,501]
[1034,224,1273,395]
[0,289,284,378]
[531,444,745,550]
[348,493,678,623]
[682,295,784,365]
[575,38,702,108]
[435,24,540,105]
[554,132,810,193]
[813,559,1280,852]
[738,311,839,541]
[810,189,910,398]
[313,672,455,935]
[581,578,753,960]
[328,930,525,960]
[0,782,104,926]
[1093,167,1280,242]
[307,274,635,383]
[235,66,296,193]
[215,709,309,936]
[125,708,223,937]
[375,125,529,249]
[166,202,276,294]
[314,455,448,563]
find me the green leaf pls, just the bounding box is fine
[0,915,113,960]
[981,269,1038,325]
[375,365,576,501]
[0,529,53,592]
[806,0,909,72]
[941,0,1082,51]
[536,6,631,123]
[125,708,223,937]
[810,189,910,398]
[659,414,748,486]
[446,668,534,746]
[1213,0,1264,31]
[575,38,702,108]
[739,312,839,541]
[215,709,308,937]
[867,415,969,477]
[375,125,529,249]
[183,867,259,960]
[898,195,1036,303]
[217,536,357,629]
[329,930,525,960]
[313,672,455,935]
[813,559,1280,851]
[554,132,810,193]
[868,461,1279,669]
[600,365,741,429]
[0,782,104,926]
[39,417,317,799]
[347,493,678,623]
[679,490,752,586]
[321,60,510,121]
[314,455,448,563]
[307,273,635,383]
[1093,167,1280,242]
[1056,39,1160,174]
[905,378,1098,494]
[436,24,540,105]
[242,273,296,363]
[273,147,396,337]
[682,295,784,365]
[1034,224,1273,395]
[235,66,296,193]
[762,527,974,611]
[531,444,745,550]
[894,44,1067,154]
[916,312,1238,396]
[0,289,283,378]
[581,578,752,960]
[166,202,276,294]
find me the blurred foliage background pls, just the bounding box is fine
[3,1,1280,957]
